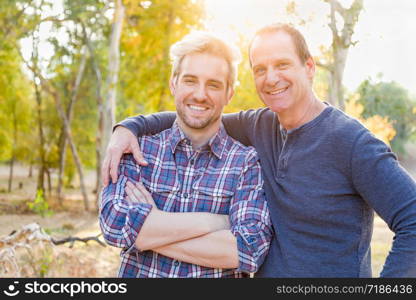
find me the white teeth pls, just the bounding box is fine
[269,87,287,95]
[189,105,207,111]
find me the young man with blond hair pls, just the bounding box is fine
[100,31,272,278]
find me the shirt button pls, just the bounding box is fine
[190,159,195,165]
[183,193,188,198]
[174,260,180,267]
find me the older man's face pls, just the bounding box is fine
[250,30,315,114]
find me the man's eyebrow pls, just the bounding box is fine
[207,79,224,85]
[253,58,291,69]
[252,64,263,69]
[275,58,291,64]
[181,74,197,79]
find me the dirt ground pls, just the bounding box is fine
[0,142,415,277]
[0,165,120,277]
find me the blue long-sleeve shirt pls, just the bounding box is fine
[119,105,416,277]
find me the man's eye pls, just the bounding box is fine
[277,63,289,69]
[254,67,265,75]
[209,83,220,89]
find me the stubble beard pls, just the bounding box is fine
[177,105,220,130]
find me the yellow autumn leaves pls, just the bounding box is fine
[345,94,397,145]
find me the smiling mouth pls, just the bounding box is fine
[188,104,209,112]
[267,87,288,95]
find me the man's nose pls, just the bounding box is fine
[265,68,280,87]
[194,85,208,101]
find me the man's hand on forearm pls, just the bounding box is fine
[102,126,148,186]
[125,182,230,251]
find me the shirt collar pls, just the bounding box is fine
[207,124,227,160]
[169,122,227,160]
[169,122,188,153]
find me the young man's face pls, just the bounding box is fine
[250,30,315,114]
[170,52,233,131]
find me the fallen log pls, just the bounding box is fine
[0,223,106,277]
[0,223,105,249]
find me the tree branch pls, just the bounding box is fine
[51,234,106,248]
[329,0,346,17]
[328,1,340,42]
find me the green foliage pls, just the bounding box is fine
[38,247,54,278]
[357,79,416,154]
[0,2,33,163]
[225,35,264,113]
[27,189,54,217]
[313,64,330,101]
[118,0,204,120]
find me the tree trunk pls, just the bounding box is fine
[45,167,52,195]
[329,46,348,110]
[33,74,90,211]
[81,1,124,210]
[28,162,33,178]
[95,76,104,211]
[82,24,104,210]
[95,0,124,210]
[30,28,47,195]
[101,0,125,156]
[52,90,90,211]
[8,107,18,193]
[57,130,67,204]
[8,157,15,193]
[325,0,363,110]
[34,78,46,194]
[57,48,88,205]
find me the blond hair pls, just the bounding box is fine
[170,31,241,89]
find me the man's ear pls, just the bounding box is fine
[305,57,316,80]
[169,77,176,95]
[226,85,234,105]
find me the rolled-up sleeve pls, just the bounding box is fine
[229,150,273,273]
[99,155,153,254]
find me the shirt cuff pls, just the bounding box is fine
[231,225,260,273]
[121,203,153,255]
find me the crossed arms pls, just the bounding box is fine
[100,153,273,273]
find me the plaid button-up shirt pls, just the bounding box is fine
[100,122,272,278]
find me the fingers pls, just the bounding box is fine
[125,181,157,210]
[125,185,140,204]
[135,182,154,204]
[126,184,139,204]
[103,126,140,186]
[125,193,134,203]
[126,181,147,204]
[109,150,122,184]
[101,146,123,186]
[131,141,148,166]
[102,155,111,187]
